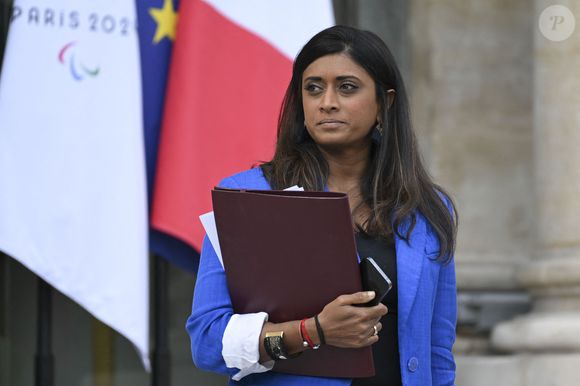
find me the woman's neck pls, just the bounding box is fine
[321,144,370,193]
[321,144,371,228]
[318,143,372,230]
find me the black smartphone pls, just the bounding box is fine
[359,257,392,307]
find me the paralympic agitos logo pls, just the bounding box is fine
[11,4,137,81]
[58,41,99,81]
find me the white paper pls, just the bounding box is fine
[199,185,304,269]
[283,185,303,191]
[199,211,224,268]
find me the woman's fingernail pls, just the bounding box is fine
[367,291,375,298]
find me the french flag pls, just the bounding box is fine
[152,0,334,253]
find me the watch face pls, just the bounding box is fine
[265,333,288,360]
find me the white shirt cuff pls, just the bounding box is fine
[222,312,274,381]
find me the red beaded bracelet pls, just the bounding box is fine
[300,318,320,350]
[299,319,308,347]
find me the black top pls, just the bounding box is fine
[351,232,402,386]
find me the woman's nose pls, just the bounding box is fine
[319,89,339,112]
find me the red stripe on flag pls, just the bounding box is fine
[152,0,292,251]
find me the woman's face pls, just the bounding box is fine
[301,53,379,151]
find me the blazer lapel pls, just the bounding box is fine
[395,214,427,326]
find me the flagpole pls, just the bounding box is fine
[35,278,53,386]
[0,0,13,75]
[93,319,114,386]
[152,254,170,386]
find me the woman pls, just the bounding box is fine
[187,25,458,386]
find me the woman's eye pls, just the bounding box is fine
[340,82,358,92]
[305,84,322,93]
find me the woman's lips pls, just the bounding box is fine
[317,120,345,129]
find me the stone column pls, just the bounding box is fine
[491,1,580,382]
[409,0,535,355]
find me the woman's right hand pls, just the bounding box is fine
[316,291,388,348]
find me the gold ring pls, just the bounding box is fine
[372,324,378,336]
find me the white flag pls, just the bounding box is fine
[0,0,149,368]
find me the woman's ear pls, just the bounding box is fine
[386,89,396,109]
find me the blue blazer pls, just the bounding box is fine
[186,167,457,386]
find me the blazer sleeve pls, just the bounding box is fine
[185,176,240,377]
[430,193,458,386]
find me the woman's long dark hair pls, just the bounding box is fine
[261,25,457,263]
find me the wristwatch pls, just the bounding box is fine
[264,331,292,360]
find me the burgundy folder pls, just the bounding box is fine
[212,187,374,378]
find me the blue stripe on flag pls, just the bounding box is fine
[137,0,199,272]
